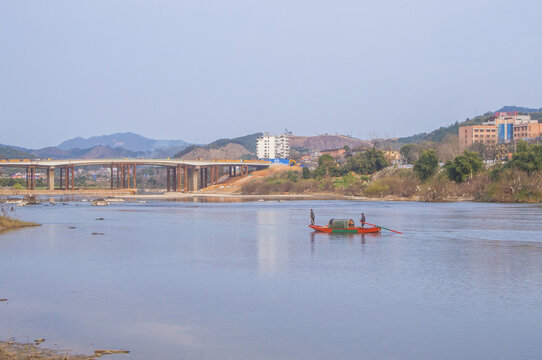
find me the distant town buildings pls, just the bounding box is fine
[459,111,542,151]
[383,150,402,165]
[256,133,290,159]
[320,148,346,158]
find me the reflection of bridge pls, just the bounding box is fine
[0,159,271,192]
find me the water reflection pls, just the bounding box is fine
[256,210,286,275]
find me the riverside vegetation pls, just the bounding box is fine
[241,142,542,203]
[0,202,40,232]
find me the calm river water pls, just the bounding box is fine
[1,199,542,359]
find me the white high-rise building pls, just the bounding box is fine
[256,133,290,159]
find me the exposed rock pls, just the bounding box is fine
[91,199,110,206]
[94,349,130,357]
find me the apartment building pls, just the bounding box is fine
[256,133,290,159]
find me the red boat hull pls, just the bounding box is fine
[309,224,381,234]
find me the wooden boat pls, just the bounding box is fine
[309,224,381,234]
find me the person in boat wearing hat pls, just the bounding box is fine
[310,209,315,225]
[360,213,366,227]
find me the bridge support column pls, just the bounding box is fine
[184,165,188,192]
[121,164,126,189]
[176,165,181,192]
[192,166,199,191]
[47,167,55,190]
[166,166,177,192]
[132,164,137,189]
[173,166,177,191]
[26,167,36,190]
[65,165,69,190]
[126,164,130,189]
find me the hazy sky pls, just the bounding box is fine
[1,0,541,148]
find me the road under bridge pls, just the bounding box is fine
[0,159,271,192]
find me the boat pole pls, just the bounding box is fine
[361,222,402,234]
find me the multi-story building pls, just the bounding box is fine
[459,125,498,151]
[256,133,290,159]
[513,123,542,141]
[459,112,539,151]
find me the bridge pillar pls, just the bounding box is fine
[132,164,137,189]
[192,166,199,191]
[166,167,170,191]
[64,165,69,190]
[47,167,55,190]
[166,166,176,192]
[126,164,130,189]
[176,165,181,192]
[183,165,188,192]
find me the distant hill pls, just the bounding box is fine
[394,112,495,145]
[174,133,262,159]
[30,145,144,159]
[58,132,190,153]
[386,106,542,147]
[288,135,371,151]
[0,145,35,159]
[496,106,542,113]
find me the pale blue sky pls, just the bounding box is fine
[1,0,541,148]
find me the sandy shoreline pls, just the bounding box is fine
[0,188,478,202]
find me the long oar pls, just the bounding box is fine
[361,221,402,234]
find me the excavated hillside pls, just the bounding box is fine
[288,135,371,151]
[179,143,251,160]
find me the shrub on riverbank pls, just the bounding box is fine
[481,168,542,202]
[0,206,39,232]
[241,166,542,203]
[0,215,39,232]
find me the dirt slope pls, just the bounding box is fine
[180,143,251,160]
[288,135,370,151]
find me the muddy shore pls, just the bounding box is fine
[0,341,95,359]
[0,188,475,202]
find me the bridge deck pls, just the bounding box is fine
[0,158,271,168]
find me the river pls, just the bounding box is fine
[1,199,542,359]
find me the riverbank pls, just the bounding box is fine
[0,341,94,359]
[0,165,539,203]
[0,187,476,203]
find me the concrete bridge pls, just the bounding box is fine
[0,158,271,192]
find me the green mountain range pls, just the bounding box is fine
[174,133,262,158]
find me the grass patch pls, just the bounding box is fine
[0,341,93,359]
[0,215,40,232]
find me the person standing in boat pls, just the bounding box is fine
[360,213,366,227]
[310,209,315,225]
